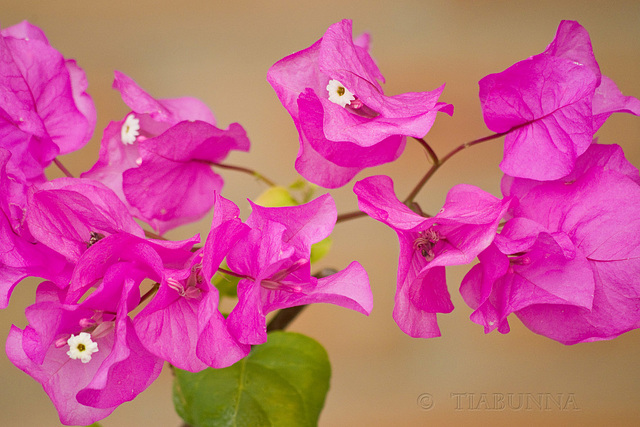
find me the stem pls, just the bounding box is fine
[211,162,277,187]
[404,130,508,203]
[53,158,74,178]
[412,137,439,165]
[139,283,160,305]
[336,210,368,224]
[144,229,166,240]
[217,267,250,280]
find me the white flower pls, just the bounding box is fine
[66,332,99,363]
[121,114,140,145]
[326,79,355,107]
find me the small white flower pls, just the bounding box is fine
[326,79,355,107]
[66,332,99,363]
[121,114,140,145]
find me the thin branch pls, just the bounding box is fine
[404,130,509,204]
[211,162,277,187]
[336,210,368,224]
[439,130,510,165]
[53,158,74,178]
[412,137,439,165]
[144,229,166,240]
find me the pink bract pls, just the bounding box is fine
[0,21,96,183]
[83,72,250,234]
[0,149,71,309]
[25,177,144,262]
[267,19,453,188]
[479,20,640,180]
[217,193,373,345]
[461,144,640,344]
[354,175,510,338]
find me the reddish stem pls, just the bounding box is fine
[53,158,74,178]
[403,131,508,203]
[211,162,277,187]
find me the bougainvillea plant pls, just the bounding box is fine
[1,18,638,426]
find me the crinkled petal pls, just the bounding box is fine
[247,192,336,251]
[113,70,216,126]
[354,175,427,231]
[122,120,249,234]
[134,280,208,372]
[202,192,249,281]
[460,244,511,334]
[261,261,372,315]
[393,266,448,338]
[6,326,118,425]
[1,21,95,157]
[542,20,601,82]
[480,54,597,180]
[26,178,143,262]
[76,279,163,409]
[592,75,640,131]
[196,288,251,368]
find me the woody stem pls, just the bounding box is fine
[404,131,509,204]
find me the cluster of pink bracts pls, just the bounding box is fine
[0,18,639,425]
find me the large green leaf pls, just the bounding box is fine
[173,331,331,427]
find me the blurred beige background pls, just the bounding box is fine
[1,1,639,426]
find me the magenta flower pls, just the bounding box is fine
[25,177,144,262]
[460,144,640,344]
[0,21,96,182]
[6,277,163,426]
[220,193,373,345]
[83,72,250,234]
[267,19,453,188]
[135,194,251,370]
[0,149,71,309]
[354,175,510,338]
[479,20,640,180]
[4,230,239,424]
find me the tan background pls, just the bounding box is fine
[1,1,639,426]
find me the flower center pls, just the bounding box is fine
[86,231,105,248]
[121,114,140,145]
[508,252,531,266]
[260,259,307,292]
[326,79,355,107]
[167,268,203,299]
[66,332,99,363]
[413,227,443,262]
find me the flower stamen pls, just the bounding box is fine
[413,228,443,262]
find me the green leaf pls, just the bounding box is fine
[309,237,332,264]
[173,331,331,427]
